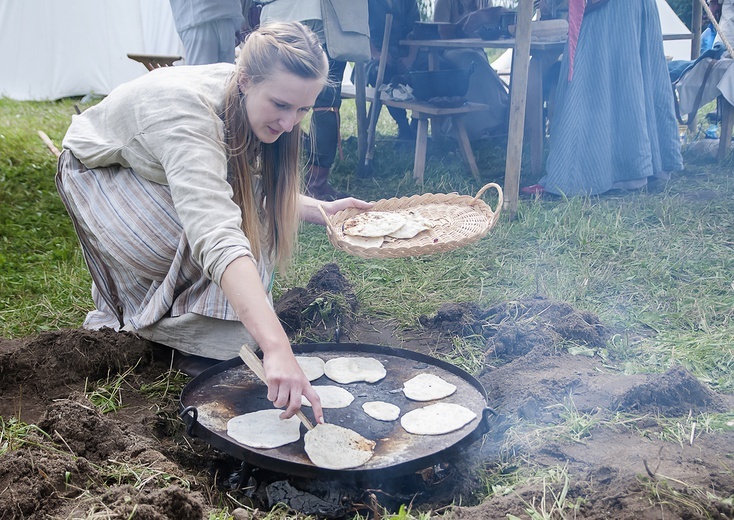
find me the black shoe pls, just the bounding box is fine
[173,352,221,377]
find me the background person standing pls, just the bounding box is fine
[260,0,350,201]
[169,0,246,65]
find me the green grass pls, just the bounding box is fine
[2,96,734,393]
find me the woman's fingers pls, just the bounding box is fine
[268,381,291,409]
[301,385,324,424]
[263,354,322,422]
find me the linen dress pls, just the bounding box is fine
[541,0,683,196]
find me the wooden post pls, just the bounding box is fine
[692,0,702,60]
[364,14,393,168]
[37,130,61,158]
[502,0,534,218]
[353,61,368,166]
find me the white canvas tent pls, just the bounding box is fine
[658,0,695,61]
[0,0,183,101]
[491,0,694,76]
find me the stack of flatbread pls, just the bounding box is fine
[341,210,434,249]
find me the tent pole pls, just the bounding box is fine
[502,0,534,219]
[691,0,702,59]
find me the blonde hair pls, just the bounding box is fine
[222,21,327,271]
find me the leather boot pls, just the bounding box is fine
[305,165,349,201]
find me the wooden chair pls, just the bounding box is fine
[362,14,490,183]
[127,53,182,71]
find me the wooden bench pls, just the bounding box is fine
[127,53,182,71]
[381,99,487,183]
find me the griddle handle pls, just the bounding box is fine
[480,407,497,435]
[179,405,199,437]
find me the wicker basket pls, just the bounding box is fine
[318,182,503,259]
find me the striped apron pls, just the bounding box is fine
[55,150,270,360]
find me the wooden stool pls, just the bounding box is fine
[381,98,487,183]
[360,13,489,183]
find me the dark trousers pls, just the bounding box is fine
[305,55,347,169]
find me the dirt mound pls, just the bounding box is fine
[615,365,727,415]
[275,263,358,342]
[0,394,209,519]
[0,328,161,421]
[420,297,607,361]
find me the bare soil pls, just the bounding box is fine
[1,264,733,519]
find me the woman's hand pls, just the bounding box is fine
[220,257,324,424]
[262,347,324,423]
[299,194,373,225]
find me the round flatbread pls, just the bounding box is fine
[304,423,376,469]
[342,234,385,248]
[301,385,355,408]
[388,213,432,239]
[343,211,406,237]
[296,356,325,381]
[402,373,457,401]
[324,357,387,384]
[400,403,477,435]
[227,409,302,449]
[362,401,401,422]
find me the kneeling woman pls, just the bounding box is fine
[57,22,370,423]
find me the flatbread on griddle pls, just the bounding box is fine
[362,401,401,422]
[295,356,325,381]
[227,409,302,449]
[301,385,355,408]
[402,373,457,401]
[400,403,477,435]
[304,423,376,469]
[343,211,406,237]
[324,356,387,384]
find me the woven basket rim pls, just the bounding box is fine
[319,183,503,259]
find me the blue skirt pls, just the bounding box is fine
[541,0,683,196]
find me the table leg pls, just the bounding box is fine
[718,96,734,161]
[453,118,480,181]
[526,55,544,178]
[413,117,429,184]
[354,62,368,166]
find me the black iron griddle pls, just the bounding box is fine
[179,343,491,480]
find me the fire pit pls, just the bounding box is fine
[179,343,492,483]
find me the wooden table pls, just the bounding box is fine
[399,36,566,182]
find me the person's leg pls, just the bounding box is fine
[56,151,269,377]
[304,57,348,201]
[179,22,221,65]
[213,18,238,64]
[132,313,251,360]
[387,105,414,140]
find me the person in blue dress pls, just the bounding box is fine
[523,0,683,197]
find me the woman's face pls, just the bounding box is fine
[242,69,324,144]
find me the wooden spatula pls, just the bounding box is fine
[238,344,314,431]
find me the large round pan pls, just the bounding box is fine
[179,343,492,481]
